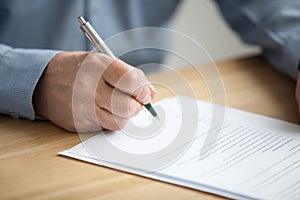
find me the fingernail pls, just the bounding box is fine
[149,84,157,94]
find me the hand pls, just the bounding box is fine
[33,51,156,132]
[296,70,300,115]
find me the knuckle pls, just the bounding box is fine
[126,69,145,91]
[117,118,128,130]
[99,117,112,130]
[98,82,112,106]
[88,52,113,69]
[107,58,124,74]
[102,55,115,68]
[111,58,123,67]
[86,52,100,65]
[109,117,128,131]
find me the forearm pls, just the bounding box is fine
[0,44,59,119]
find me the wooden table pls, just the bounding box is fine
[1,56,299,199]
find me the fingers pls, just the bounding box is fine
[96,106,128,131]
[82,53,158,131]
[131,86,152,104]
[96,79,143,118]
[102,59,144,91]
[101,58,155,104]
[88,53,156,104]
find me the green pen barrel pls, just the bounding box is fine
[144,103,158,117]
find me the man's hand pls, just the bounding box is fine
[33,51,156,132]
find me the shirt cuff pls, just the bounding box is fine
[0,45,60,120]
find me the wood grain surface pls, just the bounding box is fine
[1,56,298,200]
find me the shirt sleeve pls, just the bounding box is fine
[0,44,60,120]
[214,0,300,80]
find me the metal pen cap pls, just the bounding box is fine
[78,16,115,57]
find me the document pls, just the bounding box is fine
[60,96,300,200]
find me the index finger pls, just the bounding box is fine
[102,58,153,104]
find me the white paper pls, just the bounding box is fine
[60,96,300,200]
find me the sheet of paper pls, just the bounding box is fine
[60,96,300,200]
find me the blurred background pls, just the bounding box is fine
[164,0,261,67]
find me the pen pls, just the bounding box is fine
[78,16,159,120]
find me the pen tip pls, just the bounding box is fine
[155,116,160,121]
